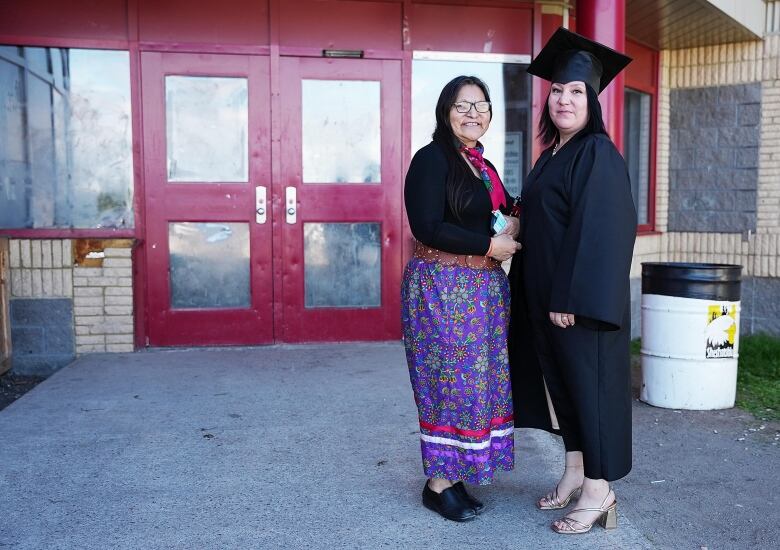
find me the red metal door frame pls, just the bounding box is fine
[141,51,274,346]
[277,56,403,342]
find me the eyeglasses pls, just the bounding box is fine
[452,101,491,113]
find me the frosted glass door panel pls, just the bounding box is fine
[166,76,248,182]
[169,222,250,309]
[303,222,381,307]
[301,79,381,183]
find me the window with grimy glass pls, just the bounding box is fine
[0,46,133,229]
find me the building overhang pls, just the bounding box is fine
[625,0,764,49]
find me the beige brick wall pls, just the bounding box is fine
[8,240,73,298]
[630,234,663,278]
[9,240,135,354]
[649,37,780,276]
[73,247,134,353]
[632,232,778,277]
[759,35,780,234]
[655,49,671,233]
[667,41,763,89]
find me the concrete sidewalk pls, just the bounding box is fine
[0,344,774,549]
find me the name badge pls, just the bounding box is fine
[491,210,508,234]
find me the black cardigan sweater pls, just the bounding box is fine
[404,141,512,256]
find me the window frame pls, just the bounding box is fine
[0,36,138,239]
[624,85,654,231]
[623,39,659,234]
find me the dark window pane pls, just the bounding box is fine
[624,88,651,226]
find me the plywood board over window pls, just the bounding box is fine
[0,238,11,375]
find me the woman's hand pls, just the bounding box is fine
[498,215,520,239]
[488,234,521,262]
[549,312,575,328]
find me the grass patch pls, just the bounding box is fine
[736,334,780,421]
[630,338,641,356]
[630,334,780,421]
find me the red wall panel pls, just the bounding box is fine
[278,1,401,51]
[410,4,533,54]
[0,0,128,41]
[138,0,269,45]
[625,39,657,92]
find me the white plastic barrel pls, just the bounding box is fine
[640,263,742,410]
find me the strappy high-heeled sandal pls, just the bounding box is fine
[551,490,617,534]
[537,484,582,510]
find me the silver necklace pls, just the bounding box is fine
[553,138,568,156]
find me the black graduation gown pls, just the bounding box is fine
[508,131,637,481]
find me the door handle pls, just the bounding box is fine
[255,186,267,224]
[286,186,297,224]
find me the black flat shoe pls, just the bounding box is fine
[453,481,485,514]
[422,481,477,522]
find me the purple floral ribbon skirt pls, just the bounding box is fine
[401,258,514,485]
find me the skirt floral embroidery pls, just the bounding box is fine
[401,258,514,485]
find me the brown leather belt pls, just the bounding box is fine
[413,241,501,269]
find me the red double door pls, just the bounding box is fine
[141,52,402,346]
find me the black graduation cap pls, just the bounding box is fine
[527,27,632,94]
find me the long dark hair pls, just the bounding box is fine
[538,84,607,147]
[432,75,493,221]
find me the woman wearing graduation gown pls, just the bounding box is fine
[402,75,521,522]
[508,28,637,534]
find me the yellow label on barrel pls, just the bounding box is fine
[705,304,737,359]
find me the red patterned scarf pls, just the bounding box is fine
[460,143,507,211]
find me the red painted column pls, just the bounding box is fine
[531,3,565,163]
[576,0,626,152]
